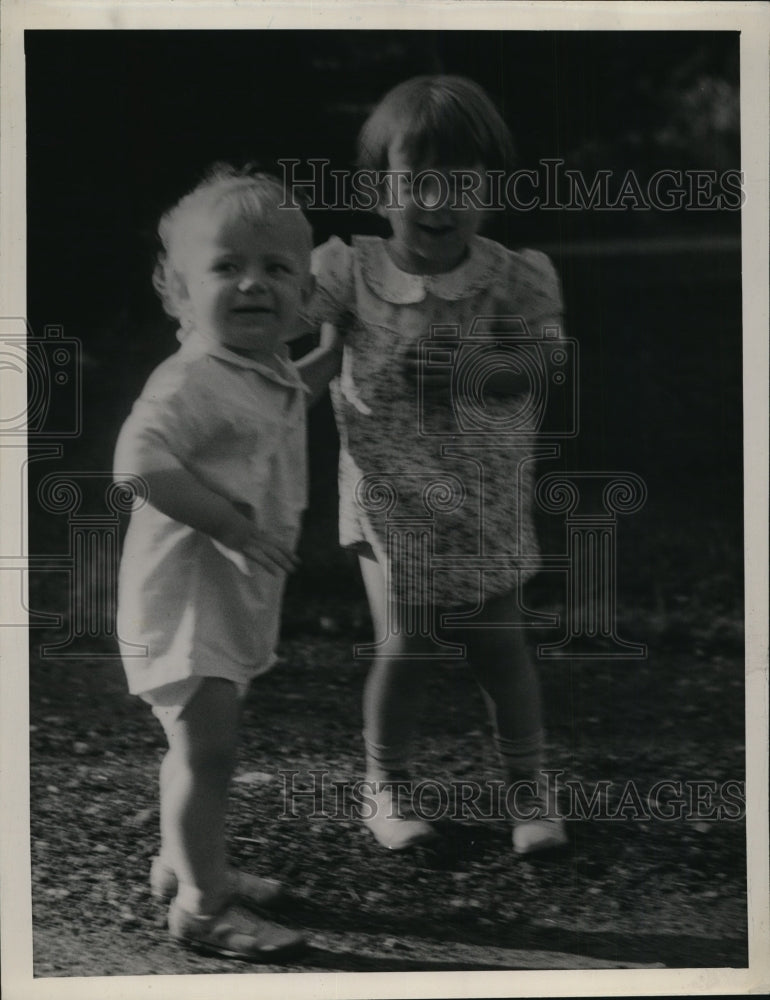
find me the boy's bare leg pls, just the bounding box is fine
[160,677,239,913]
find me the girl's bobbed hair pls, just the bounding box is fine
[153,163,310,320]
[357,75,515,175]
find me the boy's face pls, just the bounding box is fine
[176,207,313,359]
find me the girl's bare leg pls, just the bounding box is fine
[459,590,545,776]
[358,554,436,849]
[359,554,428,780]
[459,590,566,853]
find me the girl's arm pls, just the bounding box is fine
[295,322,344,406]
[115,425,298,574]
[290,237,353,403]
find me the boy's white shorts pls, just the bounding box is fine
[143,676,250,737]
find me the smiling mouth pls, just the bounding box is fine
[418,223,456,237]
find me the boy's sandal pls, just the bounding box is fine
[168,897,306,962]
[150,856,286,911]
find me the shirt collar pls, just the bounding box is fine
[177,328,306,391]
[352,234,507,304]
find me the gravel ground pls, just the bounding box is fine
[29,623,748,978]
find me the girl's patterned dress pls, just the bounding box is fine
[303,234,564,608]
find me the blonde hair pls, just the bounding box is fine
[153,164,312,320]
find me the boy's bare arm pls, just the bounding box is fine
[114,426,298,574]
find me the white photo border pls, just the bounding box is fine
[1,2,768,998]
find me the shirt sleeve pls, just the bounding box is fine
[113,360,212,480]
[300,236,355,328]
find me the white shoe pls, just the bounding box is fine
[510,786,568,855]
[362,785,437,851]
[512,816,568,855]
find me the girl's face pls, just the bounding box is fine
[379,138,487,275]
[175,208,312,359]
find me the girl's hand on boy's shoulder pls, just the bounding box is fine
[320,321,344,356]
[295,323,344,404]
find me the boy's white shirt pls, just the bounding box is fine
[210,538,252,576]
[114,326,310,696]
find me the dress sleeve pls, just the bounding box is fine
[499,248,566,336]
[300,236,355,329]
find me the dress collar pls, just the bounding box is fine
[352,234,507,304]
[178,328,305,390]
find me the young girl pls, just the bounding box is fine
[302,75,568,854]
[115,166,341,960]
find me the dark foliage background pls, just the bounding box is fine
[25,28,743,636]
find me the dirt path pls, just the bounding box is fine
[29,636,747,977]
